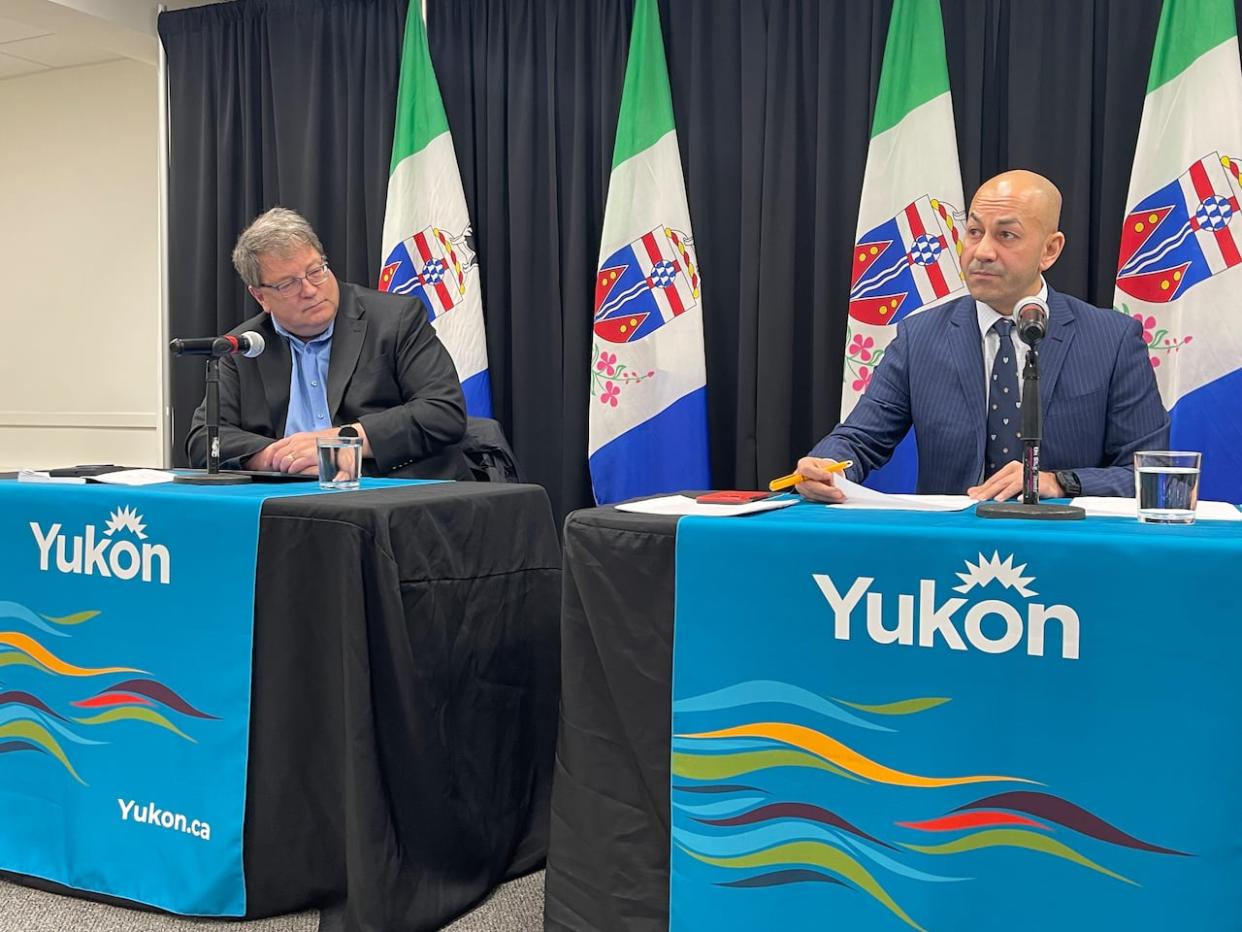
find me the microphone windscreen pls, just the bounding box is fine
[1016,296,1049,344]
[239,331,266,358]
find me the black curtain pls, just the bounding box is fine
[162,0,1242,522]
[158,0,408,465]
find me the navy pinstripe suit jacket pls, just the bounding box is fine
[810,288,1170,497]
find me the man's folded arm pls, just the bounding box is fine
[356,301,467,473]
[1071,314,1170,497]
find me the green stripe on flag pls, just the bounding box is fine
[870,0,953,139]
[389,3,450,172]
[611,0,676,169]
[1147,0,1238,93]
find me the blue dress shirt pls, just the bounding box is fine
[272,318,334,436]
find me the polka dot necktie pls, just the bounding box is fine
[985,317,1021,476]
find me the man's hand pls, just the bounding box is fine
[967,461,1065,501]
[793,456,847,504]
[265,428,341,475]
[243,445,277,472]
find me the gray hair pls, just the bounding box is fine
[231,207,325,286]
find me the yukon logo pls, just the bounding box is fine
[814,551,1079,660]
[30,506,171,584]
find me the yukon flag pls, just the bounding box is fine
[379,3,491,416]
[588,0,708,504]
[841,0,966,492]
[1116,0,1242,502]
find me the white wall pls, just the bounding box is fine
[0,57,163,470]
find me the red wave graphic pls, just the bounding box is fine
[955,791,1192,857]
[697,802,895,850]
[71,692,153,709]
[93,679,217,720]
[897,810,1049,833]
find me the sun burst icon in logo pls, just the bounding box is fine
[952,551,1036,598]
[105,506,148,540]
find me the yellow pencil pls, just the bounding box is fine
[768,460,853,492]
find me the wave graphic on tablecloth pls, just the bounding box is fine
[672,683,1190,931]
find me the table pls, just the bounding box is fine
[5,480,562,932]
[544,501,1242,931]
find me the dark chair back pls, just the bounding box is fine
[461,417,524,482]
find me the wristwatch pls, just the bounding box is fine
[1054,470,1082,497]
[338,424,359,439]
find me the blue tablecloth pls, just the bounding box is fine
[672,501,1242,931]
[0,478,428,916]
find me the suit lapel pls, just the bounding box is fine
[947,295,987,422]
[254,315,292,435]
[327,284,367,421]
[1037,288,1076,405]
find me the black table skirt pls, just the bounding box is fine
[9,481,562,932]
[544,506,678,932]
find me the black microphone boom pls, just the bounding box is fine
[170,331,266,358]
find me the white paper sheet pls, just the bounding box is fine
[16,469,86,484]
[828,476,976,512]
[614,495,799,517]
[1072,496,1242,521]
[94,468,178,486]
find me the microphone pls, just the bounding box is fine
[170,331,266,358]
[1015,296,1049,345]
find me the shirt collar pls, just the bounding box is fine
[976,277,1048,339]
[272,317,334,349]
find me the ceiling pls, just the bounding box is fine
[0,0,229,81]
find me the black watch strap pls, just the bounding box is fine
[1055,470,1082,497]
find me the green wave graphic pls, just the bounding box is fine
[74,706,196,743]
[0,720,85,784]
[40,610,100,626]
[834,697,951,716]
[901,828,1135,885]
[673,748,861,782]
[686,840,925,931]
[0,652,47,672]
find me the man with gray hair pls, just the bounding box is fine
[187,207,471,479]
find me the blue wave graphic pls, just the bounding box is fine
[833,828,966,883]
[675,821,962,883]
[0,602,68,639]
[674,680,893,732]
[0,706,103,746]
[672,736,781,753]
[672,795,767,817]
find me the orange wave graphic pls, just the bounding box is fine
[0,632,144,677]
[679,722,1038,788]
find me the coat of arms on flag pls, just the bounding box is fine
[848,195,966,326]
[593,225,699,343]
[1117,152,1242,303]
[378,225,478,322]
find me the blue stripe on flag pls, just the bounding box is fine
[460,369,492,418]
[1169,368,1242,503]
[861,428,918,493]
[590,388,710,504]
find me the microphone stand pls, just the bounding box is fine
[977,340,1083,520]
[174,353,250,485]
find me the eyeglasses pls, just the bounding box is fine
[257,261,330,297]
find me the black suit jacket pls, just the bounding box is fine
[186,283,471,480]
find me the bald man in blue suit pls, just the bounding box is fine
[799,170,1168,502]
